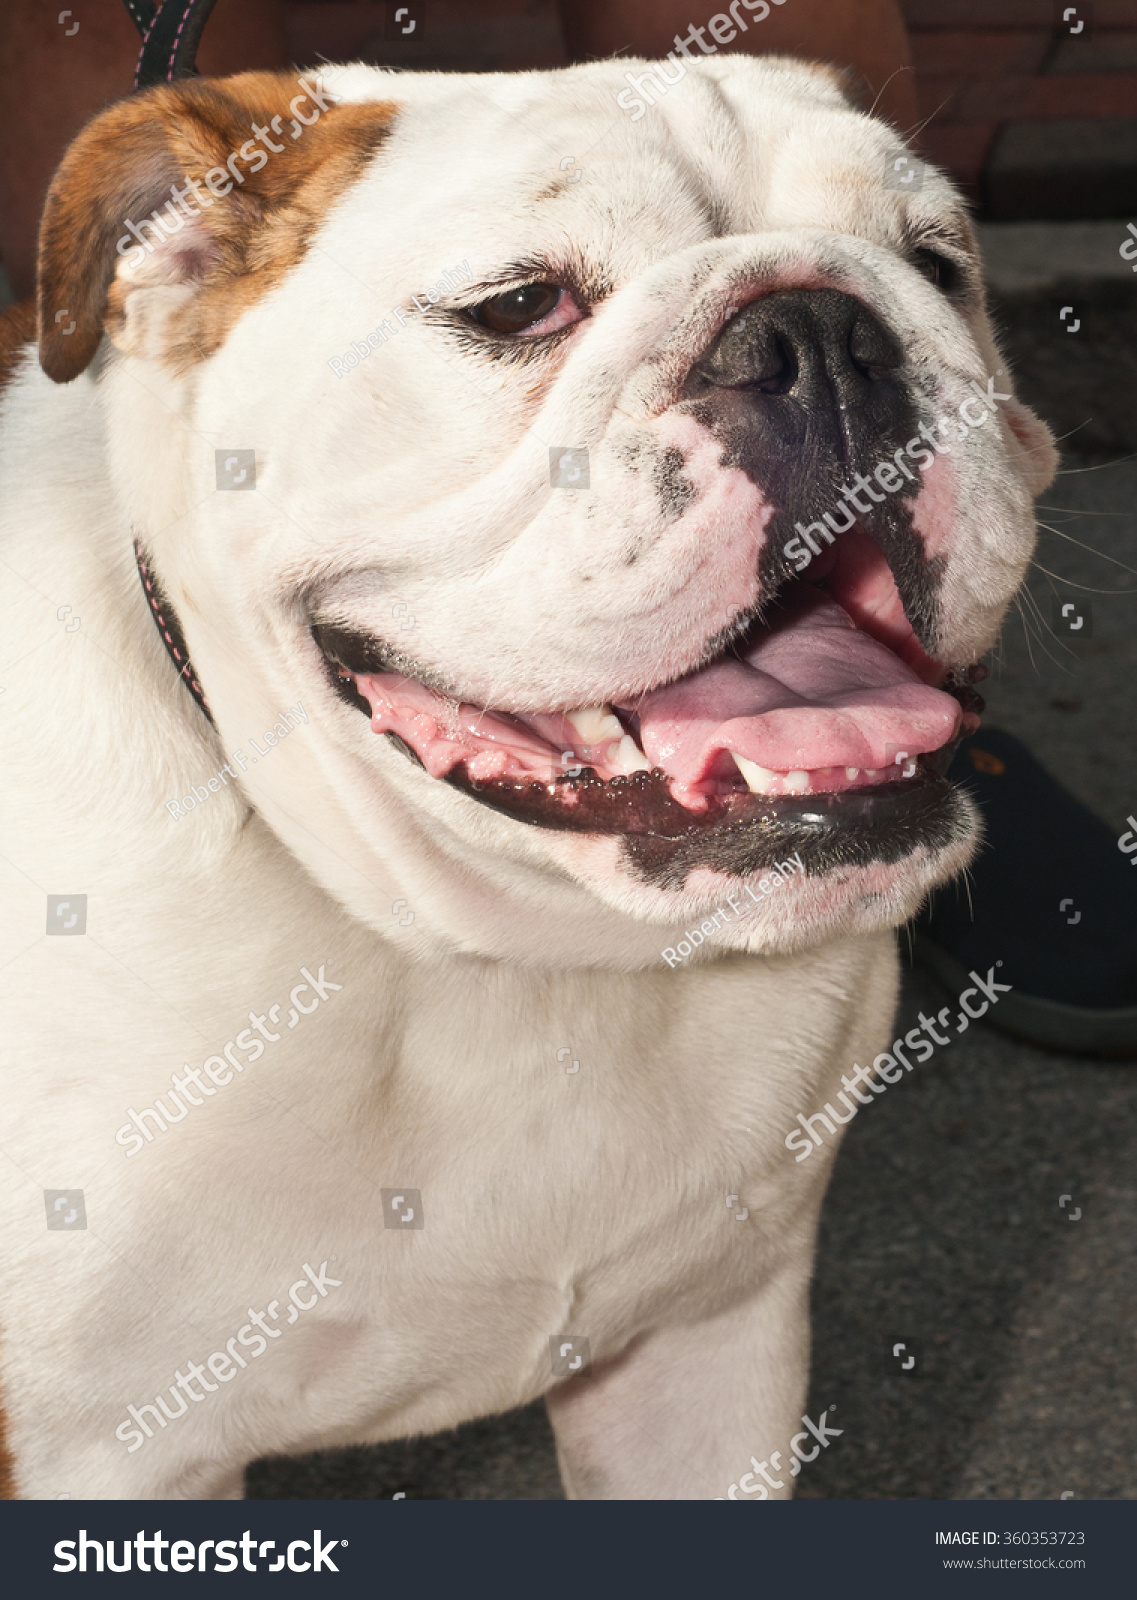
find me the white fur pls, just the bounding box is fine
[0,56,1052,1499]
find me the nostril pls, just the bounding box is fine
[751,333,798,395]
[848,311,903,380]
[695,313,799,394]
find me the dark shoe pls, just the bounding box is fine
[911,728,1137,1057]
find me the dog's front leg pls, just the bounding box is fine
[545,1241,818,1501]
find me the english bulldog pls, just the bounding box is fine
[0,53,1054,1501]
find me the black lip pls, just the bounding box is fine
[446,741,957,836]
[620,766,971,888]
[445,749,971,889]
[313,622,457,703]
[447,736,972,844]
[443,741,972,890]
[313,622,393,676]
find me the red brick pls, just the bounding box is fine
[904,1,1137,27]
[1049,30,1137,70]
[948,72,1137,119]
[919,123,1001,193]
[910,30,1051,75]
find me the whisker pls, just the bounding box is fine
[1016,580,1074,672]
[1036,503,1132,517]
[1011,593,1040,673]
[1028,558,1135,595]
[868,66,910,122]
[1056,452,1137,475]
[898,92,953,145]
[1028,420,1093,452]
[1035,519,1137,579]
[961,865,976,925]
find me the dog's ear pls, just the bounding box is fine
[37,73,395,383]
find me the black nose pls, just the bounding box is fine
[683,288,912,467]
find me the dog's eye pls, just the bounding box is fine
[468,283,580,336]
[912,248,960,294]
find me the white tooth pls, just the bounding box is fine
[784,770,810,794]
[731,753,780,793]
[566,705,623,744]
[607,735,651,774]
[864,768,879,779]
[845,768,860,781]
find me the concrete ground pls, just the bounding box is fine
[246,221,1137,1501]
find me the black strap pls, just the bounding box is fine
[125,0,221,91]
[122,0,157,35]
[134,539,215,726]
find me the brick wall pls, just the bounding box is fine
[904,0,1137,216]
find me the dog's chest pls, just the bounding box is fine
[211,940,885,1443]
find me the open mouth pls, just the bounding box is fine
[313,525,984,867]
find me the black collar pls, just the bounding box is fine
[134,539,214,725]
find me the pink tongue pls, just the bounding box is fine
[632,590,960,791]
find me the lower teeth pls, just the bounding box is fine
[729,753,908,797]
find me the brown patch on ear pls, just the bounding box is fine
[0,300,36,394]
[37,74,397,383]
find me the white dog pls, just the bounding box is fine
[0,54,1054,1501]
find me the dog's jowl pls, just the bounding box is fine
[0,55,1054,1499]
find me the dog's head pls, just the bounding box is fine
[37,56,1055,966]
